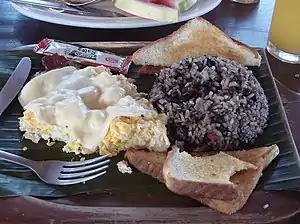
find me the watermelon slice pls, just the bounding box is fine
[114,0,179,22]
[147,0,198,11]
[145,0,175,8]
[114,0,197,22]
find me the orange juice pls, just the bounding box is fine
[269,0,300,55]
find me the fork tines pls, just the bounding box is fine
[59,154,110,185]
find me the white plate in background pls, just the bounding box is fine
[11,0,222,29]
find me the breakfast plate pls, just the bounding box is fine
[1,41,300,191]
[1,18,300,215]
[10,0,222,28]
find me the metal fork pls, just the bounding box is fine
[62,0,104,7]
[11,0,129,17]
[0,150,110,185]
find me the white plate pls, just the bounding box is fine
[11,0,222,29]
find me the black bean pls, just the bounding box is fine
[182,92,192,101]
[206,58,216,67]
[169,89,180,99]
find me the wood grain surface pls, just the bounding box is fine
[1,0,300,223]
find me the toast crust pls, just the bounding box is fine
[125,150,166,182]
[132,18,261,67]
[125,145,279,214]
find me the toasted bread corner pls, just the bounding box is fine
[132,17,261,67]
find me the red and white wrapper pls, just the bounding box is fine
[34,38,133,74]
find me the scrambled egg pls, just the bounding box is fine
[117,160,132,174]
[19,103,170,156]
[99,114,169,156]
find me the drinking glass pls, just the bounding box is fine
[267,0,300,63]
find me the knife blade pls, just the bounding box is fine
[0,57,32,116]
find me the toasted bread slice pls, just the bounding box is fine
[132,18,261,67]
[125,149,167,183]
[124,145,279,214]
[163,148,256,201]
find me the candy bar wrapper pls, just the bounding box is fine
[34,38,132,74]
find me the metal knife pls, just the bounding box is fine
[0,57,32,116]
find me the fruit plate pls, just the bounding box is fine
[0,42,300,200]
[10,0,222,28]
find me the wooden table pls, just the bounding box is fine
[1,0,300,223]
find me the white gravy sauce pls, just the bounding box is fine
[18,66,156,151]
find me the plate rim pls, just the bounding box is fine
[263,49,300,169]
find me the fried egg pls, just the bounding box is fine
[19,66,170,156]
